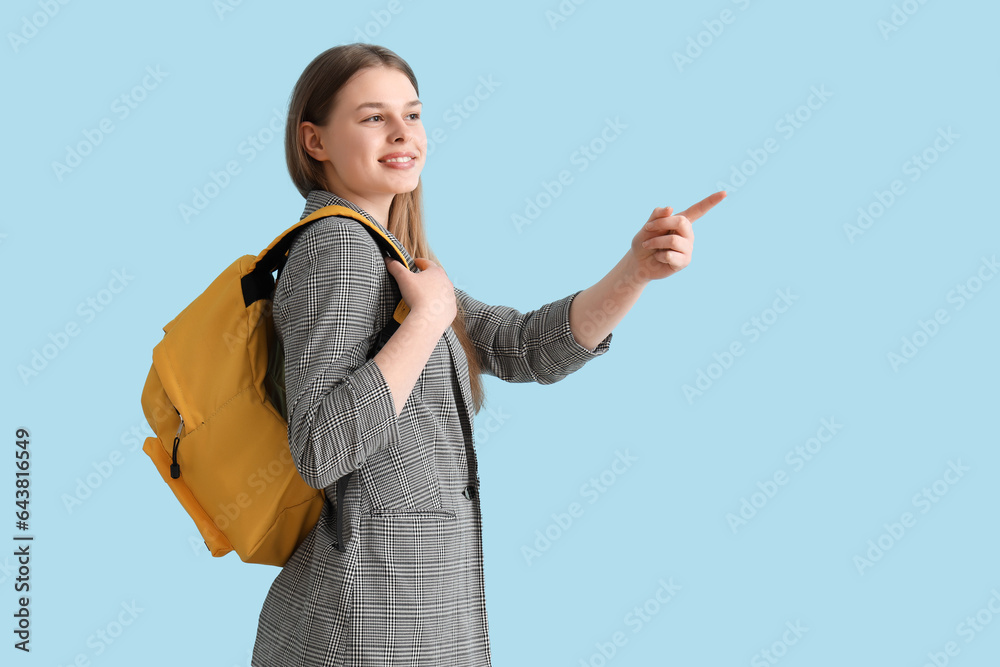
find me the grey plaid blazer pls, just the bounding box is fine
[252,190,613,666]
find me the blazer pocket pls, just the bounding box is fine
[361,435,444,512]
[366,508,457,519]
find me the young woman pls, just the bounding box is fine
[252,43,724,666]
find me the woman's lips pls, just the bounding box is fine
[379,156,417,169]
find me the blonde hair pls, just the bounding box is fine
[285,43,485,414]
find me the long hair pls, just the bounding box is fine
[285,43,486,415]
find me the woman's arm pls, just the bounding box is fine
[373,307,450,418]
[377,255,459,417]
[568,250,648,351]
[453,288,612,385]
[275,218,409,489]
[569,191,727,349]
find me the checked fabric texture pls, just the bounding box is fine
[252,190,613,666]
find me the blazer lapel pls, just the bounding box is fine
[443,326,480,492]
[443,326,473,420]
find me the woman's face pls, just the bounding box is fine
[301,66,426,219]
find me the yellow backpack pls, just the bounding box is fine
[141,205,410,566]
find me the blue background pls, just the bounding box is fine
[3,0,998,665]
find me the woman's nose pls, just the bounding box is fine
[386,115,414,141]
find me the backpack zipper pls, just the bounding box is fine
[170,409,184,479]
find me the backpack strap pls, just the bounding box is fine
[241,205,411,324]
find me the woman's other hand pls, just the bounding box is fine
[630,190,727,281]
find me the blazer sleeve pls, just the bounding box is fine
[273,217,401,489]
[455,287,612,385]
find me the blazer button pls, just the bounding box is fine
[463,485,477,500]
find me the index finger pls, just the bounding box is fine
[678,190,727,223]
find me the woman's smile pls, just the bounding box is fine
[378,152,419,169]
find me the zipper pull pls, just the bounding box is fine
[170,410,184,479]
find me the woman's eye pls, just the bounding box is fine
[363,113,421,122]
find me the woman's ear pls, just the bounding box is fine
[300,121,327,162]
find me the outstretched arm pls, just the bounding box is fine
[568,191,727,350]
